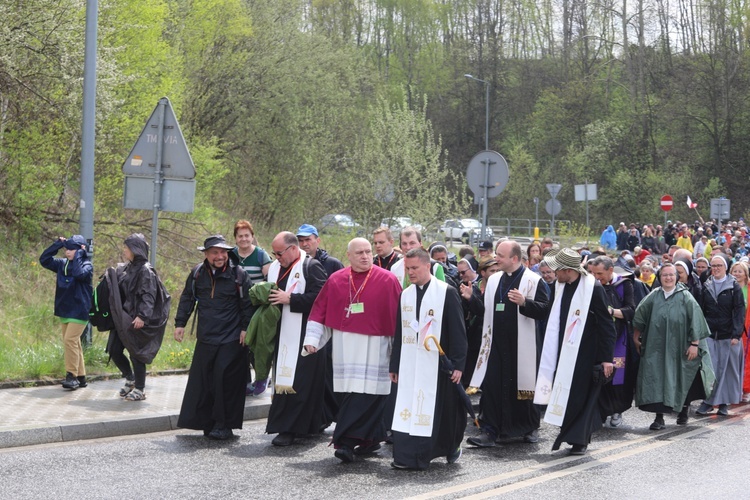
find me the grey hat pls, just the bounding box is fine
[545,248,588,275]
[198,234,234,251]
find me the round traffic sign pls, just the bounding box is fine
[660,194,673,212]
[545,198,561,216]
[466,150,510,198]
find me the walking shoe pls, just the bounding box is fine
[246,382,255,396]
[742,393,750,403]
[207,427,234,440]
[335,447,355,463]
[62,372,79,390]
[649,415,666,430]
[467,430,496,448]
[124,388,146,401]
[77,376,88,388]
[353,443,381,455]
[610,413,622,427]
[447,447,462,464]
[696,402,714,415]
[390,461,411,470]
[569,444,588,455]
[252,379,268,396]
[119,379,135,397]
[523,429,539,443]
[272,432,295,446]
[717,404,729,416]
[676,407,689,425]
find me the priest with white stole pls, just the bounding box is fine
[304,238,402,463]
[389,248,468,470]
[534,248,616,456]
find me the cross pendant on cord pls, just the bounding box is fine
[345,306,351,318]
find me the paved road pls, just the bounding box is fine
[2,402,748,499]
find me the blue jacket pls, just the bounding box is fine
[40,238,93,321]
[600,225,617,250]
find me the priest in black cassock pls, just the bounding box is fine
[390,248,468,470]
[466,240,549,447]
[534,249,616,456]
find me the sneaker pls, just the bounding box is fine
[447,447,462,464]
[124,388,146,401]
[523,429,539,443]
[246,382,255,396]
[62,372,79,390]
[676,408,689,425]
[742,393,750,403]
[119,379,135,397]
[334,447,354,463]
[467,430,496,448]
[696,402,714,415]
[570,444,588,455]
[77,376,88,388]
[252,379,268,396]
[649,415,666,430]
[610,413,622,427]
[717,404,729,416]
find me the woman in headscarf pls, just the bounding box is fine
[696,255,745,416]
[107,234,171,401]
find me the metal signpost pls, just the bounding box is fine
[574,182,597,242]
[545,184,562,237]
[123,97,196,266]
[710,198,731,228]
[466,150,509,239]
[660,194,673,226]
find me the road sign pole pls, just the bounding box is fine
[481,159,490,239]
[150,98,167,267]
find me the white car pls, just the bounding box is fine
[441,218,493,243]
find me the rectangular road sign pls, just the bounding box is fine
[123,176,195,213]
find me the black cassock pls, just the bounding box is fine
[390,282,468,470]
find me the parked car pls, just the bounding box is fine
[381,216,423,237]
[441,218,493,243]
[319,214,362,234]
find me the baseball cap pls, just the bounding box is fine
[478,240,493,251]
[296,224,319,237]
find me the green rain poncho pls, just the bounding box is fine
[246,281,281,380]
[633,284,715,410]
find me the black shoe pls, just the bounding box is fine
[272,432,295,446]
[390,461,411,470]
[523,429,539,443]
[570,444,588,455]
[207,427,234,440]
[353,443,381,455]
[447,447,462,464]
[649,416,666,430]
[335,447,354,463]
[467,430,496,448]
[62,372,79,390]
[77,376,88,388]
[676,408,689,425]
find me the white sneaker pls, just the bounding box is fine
[742,393,750,403]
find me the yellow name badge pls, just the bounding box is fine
[495,303,505,312]
[349,302,365,314]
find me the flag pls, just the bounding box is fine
[687,196,698,209]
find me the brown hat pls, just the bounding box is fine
[477,255,497,272]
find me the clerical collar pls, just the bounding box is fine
[417,280,431,291]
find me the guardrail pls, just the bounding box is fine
[490,218,571,237]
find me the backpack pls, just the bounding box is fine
[89,274,115,331]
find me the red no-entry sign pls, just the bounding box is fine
[660,195,673,212]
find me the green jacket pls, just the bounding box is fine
[246,281,281,380]
[633,284,715,409]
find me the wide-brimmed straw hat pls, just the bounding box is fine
[544,248,588,275]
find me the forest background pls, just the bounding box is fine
[1,0,749,378]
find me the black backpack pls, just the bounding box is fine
[89,275,115,331]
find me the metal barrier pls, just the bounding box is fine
[490,218,571,237]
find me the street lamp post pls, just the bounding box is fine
[465,74,490,239]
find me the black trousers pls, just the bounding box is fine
[109,333,147,390]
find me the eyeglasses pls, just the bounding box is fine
[710,264,724,268]
[273,245,293,258]
[458,270,467,276]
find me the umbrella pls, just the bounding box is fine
[424,335,479,428]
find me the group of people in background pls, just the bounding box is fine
[40,214,750,470]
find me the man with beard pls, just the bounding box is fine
[467,240,549,447]
[590,256,636,428]
[174,235,254,440]
[534,249,616,455]
[304,238,402,463]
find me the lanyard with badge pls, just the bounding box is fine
[347,267,373,317]
[496,270,522,312]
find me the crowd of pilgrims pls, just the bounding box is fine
[170,217,749,469]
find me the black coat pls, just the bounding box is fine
[700,277,745,340]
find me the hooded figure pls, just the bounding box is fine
[106,234,171,400]
[600,225,617,250]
